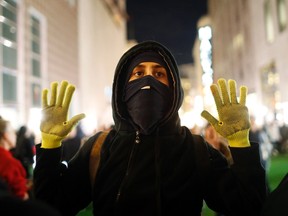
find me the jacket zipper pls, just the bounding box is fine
[116,130,140,202]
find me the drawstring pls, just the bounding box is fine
[154,128,162,216]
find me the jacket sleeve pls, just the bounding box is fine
[202,142,267,216]
[261,173,288,216]
[33,134,98,216]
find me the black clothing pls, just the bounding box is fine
[0,195,62,216]
[261,173,288,216]
[62,125,85,162]
[0,177,61,216]
[125,76,172,134]
[11,126,35,179]
[34,41,266,216]
[61,136,82,162]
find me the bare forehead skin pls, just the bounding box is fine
[129,62,169,86]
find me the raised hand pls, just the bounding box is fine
[40,80,85,149]
[201,78,250,147]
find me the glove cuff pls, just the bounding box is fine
[41,132,64,149]
[227,129,250,148]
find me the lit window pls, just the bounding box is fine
[260,62,279,111]
[29,14,42,107]
[1,0,18,104]
[264,0,275,43]
[2,44,17,69]
[2,72,17,103]
[32,59,40,77]
[31,83,41,107]
[277,0,287,32]
[3,22,17,42]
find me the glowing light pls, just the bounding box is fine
[245,93,278,127]
[0,16,5,22]
[81,111,98,136]
[3,39,12,47]
[28,108,42,143]
[0,108,18,129]
[199,26,212,40]
[198,25,213,87]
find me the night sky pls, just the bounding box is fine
[126,0,208,65]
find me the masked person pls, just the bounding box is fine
[34,41,267,216]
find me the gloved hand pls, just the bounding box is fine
[40,80,85,149]
[201,78,251,148]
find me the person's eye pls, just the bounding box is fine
[155,71,165,78]
[129,69,145,82]
[132,70,144,77]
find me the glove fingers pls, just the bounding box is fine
[68,113,86,127]
[239,86,247,105]
[50,82,58,106]
[56,81,69,107]
[210,84,223,111]
[63,85,75,110]
[218,78,230,104]
[42,89,48,108]
[201,110,218,126]
[229,79,237,104]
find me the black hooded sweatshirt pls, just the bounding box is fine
[34,41,267,216]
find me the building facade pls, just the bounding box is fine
[197,0,288,124]
[0,0,128,137]
[78,0,127,134]
[0,0,80,134]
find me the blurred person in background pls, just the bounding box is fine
[0,117,29,200]
[203,123,233,166]
[249,116,273,192]
[34,41,266,216]
[11,125,35,180]
[279,123,288,154]
[61,124,85,162]
[264,120,281,155]
[249,116,273,171]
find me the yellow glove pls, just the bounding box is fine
[201,78,251,148]
[40,80,85,149]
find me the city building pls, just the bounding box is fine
[78,0,127,134]
[0,0,127,138]
[195,0,288,126]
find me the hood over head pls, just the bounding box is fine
[112,41,184,134]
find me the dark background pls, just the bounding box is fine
[126,0,208,65]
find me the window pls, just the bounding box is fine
[2,71,16,103]
[66,0,76,7]
[264,0,275,43]
[0,0,18,104]
[261,62,279,111]
[277,0,287,32]
[29,14,42,107]
[32,59,40,77]
[2,44,17,68]
[31,83,41,107]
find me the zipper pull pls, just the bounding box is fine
[135,130,140,144]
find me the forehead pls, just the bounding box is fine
[133,62,165,68]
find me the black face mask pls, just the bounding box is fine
[124,76,173,135]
